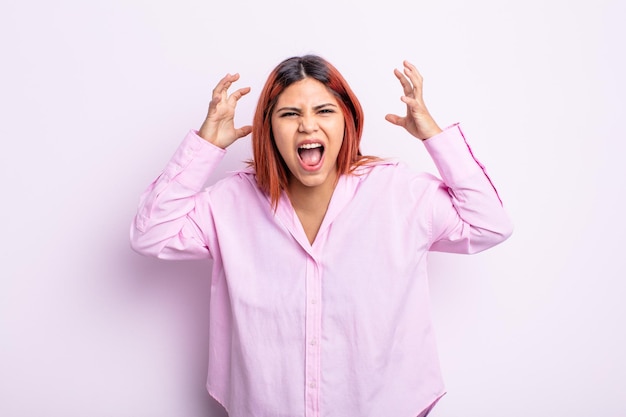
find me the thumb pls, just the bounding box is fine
[235,125,253,139]
[385,114,404,127]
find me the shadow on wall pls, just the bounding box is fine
[122,246,228,416]
[115,138,251,416]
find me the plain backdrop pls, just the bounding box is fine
[2,0,625,416]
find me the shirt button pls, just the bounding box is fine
[309,381,316,388]
[310,299,317,304]
[310,339,317,345]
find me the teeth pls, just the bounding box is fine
[299,143,322,149]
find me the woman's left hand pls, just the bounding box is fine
[385,61,443,141]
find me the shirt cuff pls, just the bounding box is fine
[423,123,485,186]
[163,129,227,191]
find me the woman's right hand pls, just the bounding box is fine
[198,73,253,149]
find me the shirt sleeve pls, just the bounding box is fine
[424,124,513,254]
[129,130,225,260]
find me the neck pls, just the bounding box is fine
[286,171,338,214]
[286,171,339,245]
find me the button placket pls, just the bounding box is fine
[304,257,321,417]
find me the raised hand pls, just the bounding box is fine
[198,73,253,149]
[385,61,442,141]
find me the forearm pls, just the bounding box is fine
[130,130,225,260]
[425,124,513,253]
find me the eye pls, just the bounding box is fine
[318,108,335,114]
[279,111,299,118]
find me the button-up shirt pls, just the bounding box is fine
[130,124,513,417]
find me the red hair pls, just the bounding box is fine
[251,55,377,209]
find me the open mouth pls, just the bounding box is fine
[297,143,325,169]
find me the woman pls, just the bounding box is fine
[130,55,513,417]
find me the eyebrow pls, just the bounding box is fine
[275,103,338,113]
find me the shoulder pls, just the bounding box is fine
[343,161,445,227]
[355,159,440,186]
[346,160,443,210]
[207,166,257,191]
[205,167,266,204]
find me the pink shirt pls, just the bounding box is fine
[130,124,512,417]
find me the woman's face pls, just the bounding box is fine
[271,77,345,193]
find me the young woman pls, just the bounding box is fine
[130,55,513,417]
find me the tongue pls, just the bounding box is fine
[299,147,322,166]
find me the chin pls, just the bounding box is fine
[293,171,334,189]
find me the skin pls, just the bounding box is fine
[198,72,253,149]
[270,77,346,242]
[198,61,442,243]
[385,60,442,140]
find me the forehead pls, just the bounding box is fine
[275,77,339,106]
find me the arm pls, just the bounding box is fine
[130,132,224,260]
[424,124,513,253]
[386,61,512,253]
[130,73,252,260]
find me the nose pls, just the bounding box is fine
[298,114,318,133]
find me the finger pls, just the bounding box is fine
[400,95,428,118]
[207,95,222,115]
[229,86,251,102]
[385,113,405,127]
[212,73,240,98]
[403,60,419,73]
[403,61,423,79]
[400,95,419,106]
[235,125,253,139]
[222,73,241,92]
[211,74,230,97]
[393,68,414,97]
[402,61,423,96]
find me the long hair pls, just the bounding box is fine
[250,55,377,209]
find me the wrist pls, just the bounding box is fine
[198,125,228,149]
[419,124,443,141]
